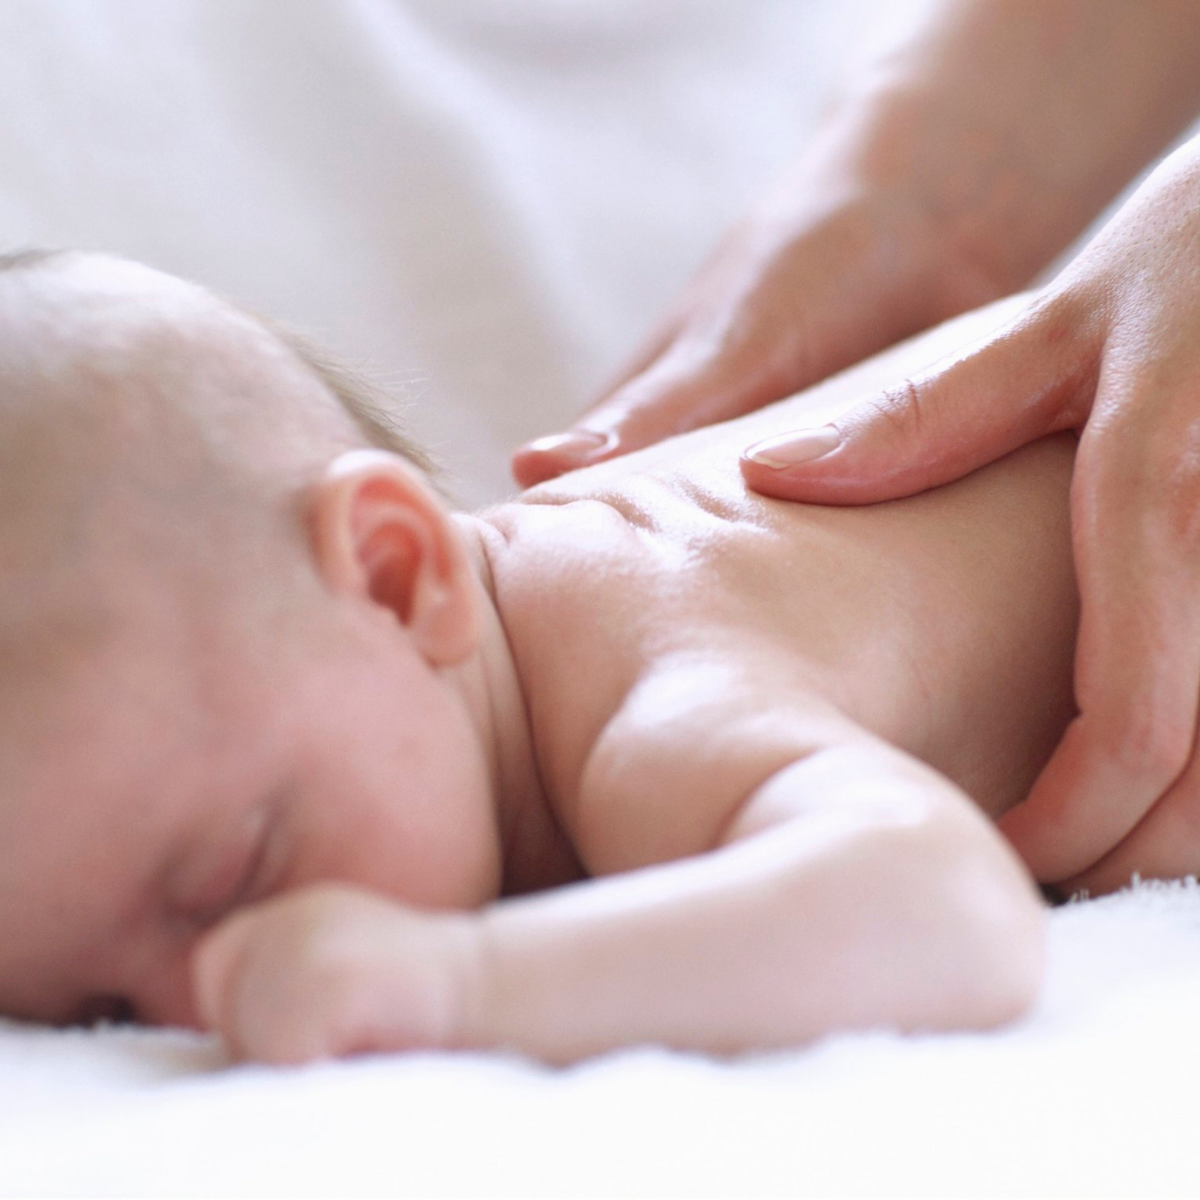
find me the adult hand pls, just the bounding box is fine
[512,0,1200,492]
[511,180,1000,487]
[740,135,1200,896]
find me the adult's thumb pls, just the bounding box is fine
[739,307,1083,505]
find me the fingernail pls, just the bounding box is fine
[745,425,841,468]
[521,430,612,460]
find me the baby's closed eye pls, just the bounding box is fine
[71,993,138,1027]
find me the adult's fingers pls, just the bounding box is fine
[999,374,1200,884]
[512,202,904,488]
[740,296,1090,505]
[1060,746,1200,897]
[512,321,805,488]
[510,314,684,488]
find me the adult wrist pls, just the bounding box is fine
[813,84,1046,312]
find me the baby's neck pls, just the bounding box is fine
[450,514,583,894]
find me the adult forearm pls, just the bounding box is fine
[811,0,1200,295]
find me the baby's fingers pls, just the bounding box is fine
[1062,748,1200,897]
[193,885,473,1065]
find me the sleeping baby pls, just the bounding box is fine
[0,248,1078,1063]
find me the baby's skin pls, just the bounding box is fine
[0,254,1075,1064]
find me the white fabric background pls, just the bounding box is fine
[2,881,1199,1198]
[0,0,910,505]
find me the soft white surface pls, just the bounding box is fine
[0,0,905,506]
[1,881,1198,1198]
[3,3,1196,1198]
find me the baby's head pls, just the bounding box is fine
[0,251,502,1028]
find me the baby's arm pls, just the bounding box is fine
[193,737,1041,1065]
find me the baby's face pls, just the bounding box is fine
[0,254,502,1029]
[0,524,500,1031]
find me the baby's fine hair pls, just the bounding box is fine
[0,247,436,479]
[254,321,437,480]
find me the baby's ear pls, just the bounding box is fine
[309,450,476,665]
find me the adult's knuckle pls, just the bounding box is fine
[866,377,928,441]
[1083,361,1200,547]
[1025,284,1088,335]
[1157,443,1200,547]
[1100,701,1194,786]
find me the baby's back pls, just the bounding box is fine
[481,301,1078,869]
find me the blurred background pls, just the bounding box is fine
[0,0,920,505]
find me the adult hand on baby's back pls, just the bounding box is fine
[192,884,479,1064]
[740,135,1200,895]
[511,176,998,488]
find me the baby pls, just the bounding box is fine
[0,249,1078,1065]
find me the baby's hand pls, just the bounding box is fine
[192,884,480,1064]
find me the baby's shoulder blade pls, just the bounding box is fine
[572,652,856,876]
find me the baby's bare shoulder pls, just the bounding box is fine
[477,488,861,876]
[567,650,857,875]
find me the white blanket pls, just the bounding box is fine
[2,3,1197,1196]
[2,881,1199,1197]
[0,0,905,504]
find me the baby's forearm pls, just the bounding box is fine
[196,750,1044,1065]
[461,752,1042,1063]
[818,0,1200,293]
